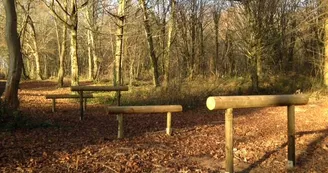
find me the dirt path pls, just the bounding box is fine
[1,81,328,172]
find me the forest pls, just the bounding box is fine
[1,0,328,172]
[1,0,328,95]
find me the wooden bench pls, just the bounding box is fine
[107,105,183,138]
[45,94,94,113]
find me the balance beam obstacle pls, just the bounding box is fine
[107,105,183,138]
[71,85,129,120]
[45,94,94,112]
[206,94,309,173]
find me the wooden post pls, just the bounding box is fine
[117,90,122,138]
[287,105,296,168]
[117,114,124,138]
[52,99,56,113]
[117,91,121,106]
[79,91,84,120]
[166,112,172,136]
[83,98,87,111]
[225,108,234,173]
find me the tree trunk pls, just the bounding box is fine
[43,56,47,78]
[29,58,35,78]
[212,4,221,75]
[70,28,79,86]
[161,0,166,76]
[86,3,99,81]
[91,31,98,80]
[190,0,197,77]
[139,0,160,87]
[323,0,328,86]
[70,0,79,86]
[87,30,93,80]
[31,30,42,80]
[55,16,67,87]
[114,0,126,86]
[198,0,205,76]
[251,57,259,93]
[3,0,23,110]
[129,58,135,86]
[164,0,176,87]
[27,17,42,80]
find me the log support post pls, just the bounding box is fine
[117,114,124,139]
[52,99,56,113]
[166,112,172,136]
[206,95,309,172]
[83,98,87,111]
[225,108,234,173]
[79,91,84,120]
[117,91,121,106]
[287,105,296,169]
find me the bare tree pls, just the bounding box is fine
[85,0,100,80]
[3,0,23,110]
[139,0,160,87]
[163,0,176,86]
[114,0,126,87]
[43,0,87,86]
[18,2,43,80]
[54,2,67,87]
[211,0,223,75]
[322,0,328,86]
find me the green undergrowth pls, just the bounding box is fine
[90,73,323,110]
[258,73,322,94]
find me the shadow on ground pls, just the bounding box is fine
[0,81,5,96]
[2,80,315,172]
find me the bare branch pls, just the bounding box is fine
[54,0,70,16]
[42,1,73,29]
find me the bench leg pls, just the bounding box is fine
[52,99,56,113]
[225,108,234,173]
[287,105,296,169]
[83,98,87,111]
[166,112,172,136]
[117,114,124,139]
[79,91,84,120]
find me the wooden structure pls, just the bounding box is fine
[45,94,94,113]
[71,86,128,120]
[206,94,309,173]
[107,105,183,138]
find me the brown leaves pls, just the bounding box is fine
[1,81,328,172]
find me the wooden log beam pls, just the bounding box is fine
[45,94,93,113]
[45,94,94,99]
[71,86,128,92]
[107,105,183,114]
[206,94,309,110]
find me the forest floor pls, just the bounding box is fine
[1,80,328,172]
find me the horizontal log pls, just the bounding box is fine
[107,105,183,114]
[207,94,309,110]
[71,86,128,92]
[45,94,94,99]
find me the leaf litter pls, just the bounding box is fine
[1,81,328,172]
